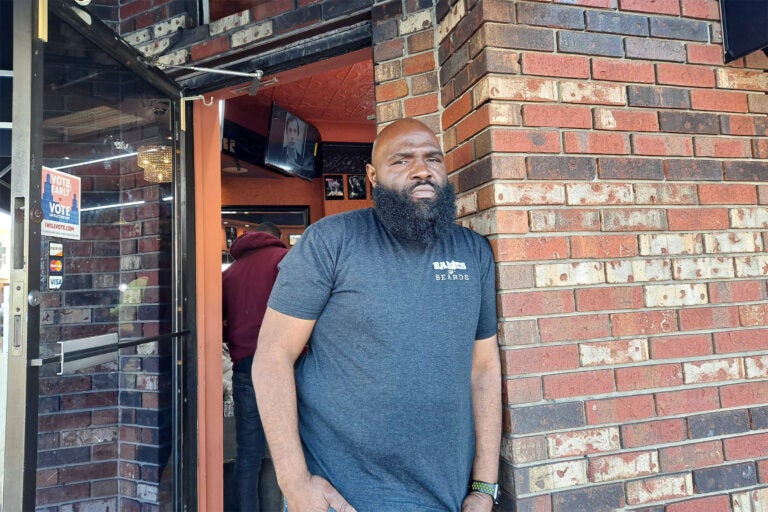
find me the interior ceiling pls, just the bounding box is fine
[221,54,375,179]
[227,58,375,126]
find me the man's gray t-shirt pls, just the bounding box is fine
[268,208,497,511]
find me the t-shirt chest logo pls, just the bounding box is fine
[432,260,470,281]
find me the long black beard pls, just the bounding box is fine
[372,181,456,244]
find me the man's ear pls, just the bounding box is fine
[366,163,377,187]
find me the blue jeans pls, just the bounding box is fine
[233,357,267,512]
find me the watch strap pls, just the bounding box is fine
[469,479,498,501]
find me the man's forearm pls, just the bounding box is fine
[252,351,309,489]
[470,338,502,483]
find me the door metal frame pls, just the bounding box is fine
[5,1,198,509]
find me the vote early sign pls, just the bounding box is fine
[41,166,81,240]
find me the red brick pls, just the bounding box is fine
[691,89,749,113]
[501,290,575,317]
[571,235,639,259]
[190,35,230,61]
[456,104,493,143]
[714,328,768,353]
[621,418,686,448]
[586,395,656,424]
[543,369,615,399]
[497,264,535,290]
[650,334,713,359]
[490,129,561,154]
[576,286,644,312]
[523,52,591,78]
[754,139,768,159]
[698,183,758,204]
[495,236,569,262]
[442,92,472,128]
[564,131,630,155]
[633,134,693,156]
[724,432,768,460]
[721,381,768,407]
[376,80,409,102]
[666,495,731,512]
[660,440,724,472]
[503,377,543,405]
[445,142,474,171]
[593,108,660,132]
[407,31,434,53]
[611,310,677,337]
[655,387,720,416]
[620,0,680,15]
[403,53,435,76]
[656,63,716,88]
[694,137,752,158]
[522,104,592,129]
[679,305,741,331]
[592,59,655,83]
[503,345,580,376]
[499,319,539,346]
[404,93,438,116]
[709,281,767,303]
[615,363,684,391]
[686,43,725,65]
[540,314,612,342]
[120,0,153,18]
[252,0,293,20]
[667,207,729,230]
[759,460,768,482]
[680,0,721,19]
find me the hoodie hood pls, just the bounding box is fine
[229,231,288,259]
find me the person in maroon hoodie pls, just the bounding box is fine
[223,222,289,512]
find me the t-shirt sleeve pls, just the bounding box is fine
[268,220,337,320]
[475,236,498,340]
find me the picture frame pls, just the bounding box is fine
[347,174,367,200]
[324,175,344,200]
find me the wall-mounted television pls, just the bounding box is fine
[263,103,320,181]
[720,0,768,63]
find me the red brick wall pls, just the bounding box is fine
[437,0,768,510]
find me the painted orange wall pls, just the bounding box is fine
[194,100,225,512]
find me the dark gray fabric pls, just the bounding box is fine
[268,208,497,511]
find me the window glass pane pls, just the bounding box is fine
[36,13,176,510]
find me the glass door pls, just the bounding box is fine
[5,1,195,510]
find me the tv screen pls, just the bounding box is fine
[720,0,768,63]
[264,103,320,181]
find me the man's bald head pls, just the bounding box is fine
[370,118,441,170]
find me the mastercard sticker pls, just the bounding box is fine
[49,259,63,273]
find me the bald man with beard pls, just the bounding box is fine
[253,118,501,512]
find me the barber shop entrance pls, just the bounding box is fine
[4,0,377,510]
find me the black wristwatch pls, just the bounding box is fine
[469,480,499,502]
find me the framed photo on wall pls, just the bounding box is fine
[347,175,367,200]
[324,175,344,200]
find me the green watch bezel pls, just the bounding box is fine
[469,479,499,501]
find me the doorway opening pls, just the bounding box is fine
[205,47,378,510]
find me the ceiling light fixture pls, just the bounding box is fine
[137,145,173,183]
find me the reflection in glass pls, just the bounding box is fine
[35,12,176,511]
